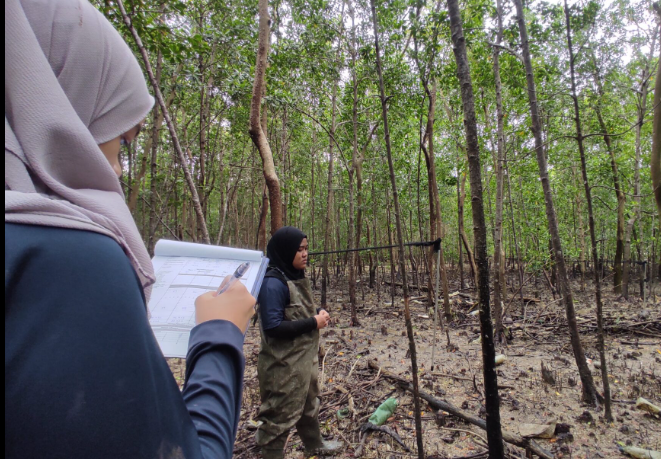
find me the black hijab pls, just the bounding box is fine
[265,226,307,282]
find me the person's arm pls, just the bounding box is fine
[258,278,319,340]
[183,281,256,459]
[265,317,317,339]
[182,320,245,459]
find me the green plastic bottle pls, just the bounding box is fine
[368,398,399,426]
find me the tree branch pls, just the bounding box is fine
[117,0,211,244]
[487,42,523,63]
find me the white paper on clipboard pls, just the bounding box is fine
[148,240,269,358]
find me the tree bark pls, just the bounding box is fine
[257,184,269,252]
[446,0,504,454]
[370,1,424,456]
[564,0,612,420]
[248,0,282,236]
[459,172,478,287]
[513,0,599,405]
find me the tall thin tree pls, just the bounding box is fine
[513,0,600,405]
[117,0,210,244]
[321,81,338,309]
[249,0,283,236]
[370,0,424,456]
[446,0,504,454]
[490,0,507,342]
[564,0,612,421]
[623,26,658,297]
[651,6,661,222]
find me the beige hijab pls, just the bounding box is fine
[5,0,156,297]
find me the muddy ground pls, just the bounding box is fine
[168,272,661,459]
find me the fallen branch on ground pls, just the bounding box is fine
[354,422,411,456]
[367,360,554,459]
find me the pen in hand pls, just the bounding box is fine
[195,262,256,330]
[215,262,251,296]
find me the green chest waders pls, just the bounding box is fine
[256,278,322,456]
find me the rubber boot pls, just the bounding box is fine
[298,419,343,457]
[261,448,285,459]
[260,431,288,459]
[304,440,343,457]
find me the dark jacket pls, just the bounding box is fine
[5,223,243,459]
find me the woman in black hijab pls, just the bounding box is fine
[265,226,308,281]
[255,227,342,458]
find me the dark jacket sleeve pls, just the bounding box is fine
[265,317,317,339]
[183,320,245,459]
[258,277,317,340]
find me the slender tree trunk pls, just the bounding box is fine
[505,159,525,309]
[118,0,210,244]
[444,100,477,289]
[147,43,163,256]
[371,180,380,291]
[439,90,471,292]
[592,55,626,294]
[348,160,358,324]
[651,19,661,223]
[321,82,338,309]
[573,167,587,291]
[420,81,452,320]
[458,162,465,290]
[217,172,242,246]
[370,1,424,456]
[492,0,507,342]
[349,4,360,326]
[311,127,317,260]
[249,0,282,236]
[564,0,612,420]
[130,84,177,216]
[624,29,657,297]
[197,18,215,225]
[459,172,478,287]
[181,189,188,240]
[411,4,450,321]
[513,0,599,405]
[257,184,269,252]
[590,52,628,294]
[595,103,625,293]
[446,0,504,454]
[127,147,147,216]
[218,189,228,244]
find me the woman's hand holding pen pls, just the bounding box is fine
[195,278,256,332]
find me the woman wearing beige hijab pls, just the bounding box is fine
[5,1,255,458]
